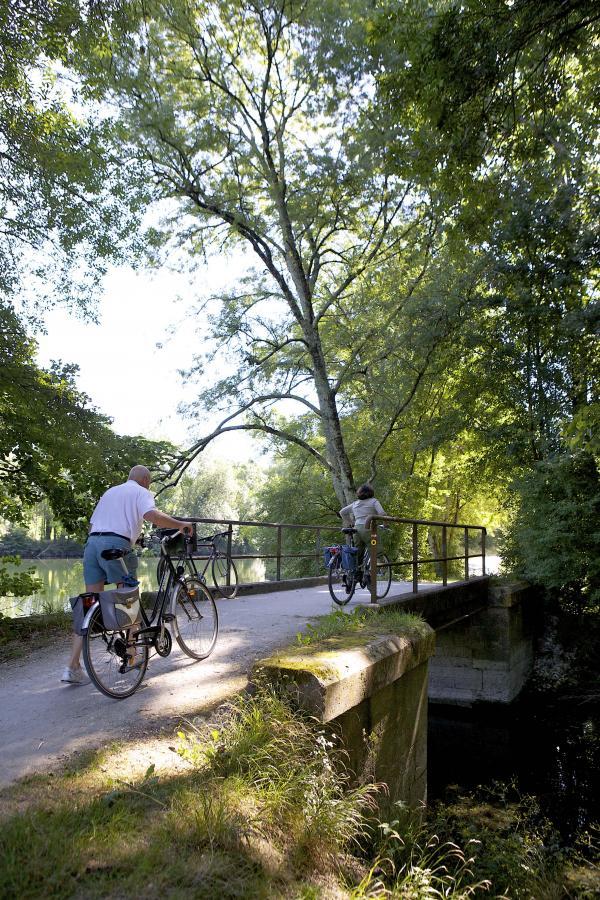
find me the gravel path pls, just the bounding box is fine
[0,582,415,787]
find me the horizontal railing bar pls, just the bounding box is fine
[388,554,483,567]
[180,516,341,533]
[176,514,486,533]
[190,553,325,562]
[370,514,486,531]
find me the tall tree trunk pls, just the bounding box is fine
[304,321,355,506]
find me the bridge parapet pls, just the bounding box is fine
[428,580,538,705]
[254,624,436,812]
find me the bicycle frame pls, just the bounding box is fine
[81,545,189,643]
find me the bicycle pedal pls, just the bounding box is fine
[163,613,175,623]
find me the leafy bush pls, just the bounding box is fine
[500,452,600,609]
[0,555,42,599]
[0,528,84,559]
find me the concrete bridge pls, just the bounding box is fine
[186,512,538,814]
[246,574,538,814]
[1,513,537,800]
[190,512,537,707]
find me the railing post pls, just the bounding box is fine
[412,523,418,593]
[464,526,469,581]
[226,524,233,587]
[370,519,378,604]
[276,525,282,582]
[482,528,486,576]
[441,525,448,586]
[315,528,321,576]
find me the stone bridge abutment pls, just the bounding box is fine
[255,577,539,811]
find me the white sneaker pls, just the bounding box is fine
[61,667,89,684]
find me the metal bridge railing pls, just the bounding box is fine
[367,515,487,605]
[177,515,487,601]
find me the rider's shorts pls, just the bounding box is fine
[83,534,138,586]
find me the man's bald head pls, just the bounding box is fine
[128,465,152,489]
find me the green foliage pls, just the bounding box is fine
[0,303,177,533]
[0,0,146,312]
[295,607,427,647]
[427,783,568,899]
[178,684,380,862]
[159,458,264,524]
[0,555,42,599]
[0,689,593,897]
[372,0,600,185]
[352,803,490,897]
[501,453,600,608]
[0,528,84,559]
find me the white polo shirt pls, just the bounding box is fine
[89,479,156,544]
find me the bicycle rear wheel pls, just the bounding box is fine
[328,560,356,606]
[211,552,239,599]
[364,553,392,600]
[82,606,148,699]
[172,576,218,659]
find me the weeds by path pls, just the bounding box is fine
[0,611,71,662]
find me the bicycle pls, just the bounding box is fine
[81,526,218,699]
[325,527,392,606]
[156,528,239,599]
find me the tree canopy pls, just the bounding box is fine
[0,302,176,533]
[1,0,597,607]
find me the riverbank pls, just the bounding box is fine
[0,610,71,662]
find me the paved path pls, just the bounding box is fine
[0,581,419,788]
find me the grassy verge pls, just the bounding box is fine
[295,606,429,648]
[0,611,71,662]
[2,683,595,898]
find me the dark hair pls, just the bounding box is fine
[356,483,374,499]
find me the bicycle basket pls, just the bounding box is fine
[323,546,340,568]
[98,587,141,631]
[158,524,198,555]
[341,545,358,573]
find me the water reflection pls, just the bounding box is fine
[428,699,600,840]
[0,556,266,617]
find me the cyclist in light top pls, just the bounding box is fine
[339,484,387,571]
[61,465,193,685]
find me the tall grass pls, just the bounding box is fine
[296,607,429,647]
[178,685,380,863]
[1,680,585,897]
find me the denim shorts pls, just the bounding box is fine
[82,534,138,587]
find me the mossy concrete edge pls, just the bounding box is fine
[253,627,436,722]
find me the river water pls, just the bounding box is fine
[0,556,266,617]
[428,697,600,841]
[1,554,500,618]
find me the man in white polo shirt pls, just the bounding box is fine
[61,465,193,684]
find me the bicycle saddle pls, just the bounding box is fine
[341,527,357,535]
[100,548,128,560]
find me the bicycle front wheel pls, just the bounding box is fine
[211,552,239,599]
[82,606,148,699]
[328,561,356,606]
[173,577,218,659]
